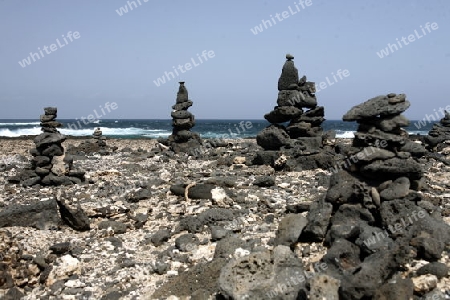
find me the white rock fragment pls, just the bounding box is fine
[64,279,86,288]
[234,248,250,258]
[46,254,81,286]
[233,156,246,164]
[211,187,233,207]
[160,169,172,181]
[412,275,438,293]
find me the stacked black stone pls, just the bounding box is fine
[26,107,85,186]
[298,95,449,299]
[342,93,426,183]
[425,110,450,149]
[167,82,201,152]
[257,54,325,152]
[93,127,107,148]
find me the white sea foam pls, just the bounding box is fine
[0,122,40,126]
[0,127,41,137]
[335,131,355,139]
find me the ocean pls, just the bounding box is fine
[0,119,434,139]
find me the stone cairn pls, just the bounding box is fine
[9,107,85,186]
[254,54,332,170]
[166,82,202,153]
[425,110,450,150]
[298,94,449,299]
[91,127,109,153]
[66,127,115,156]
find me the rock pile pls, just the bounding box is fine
[66,127,116,156]
[166,82,202,153]
[341,93,427,181]
[257,54,325,151]
[8,107,85,186]
[89,127,109,154]
[299,94,450,299]
[425,110,450,150]
[254,54,333,171]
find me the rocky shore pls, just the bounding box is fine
[0,136,449,299]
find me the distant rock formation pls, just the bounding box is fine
[8,107,85,186]
[425,110,450,150]
[166,82,202,153]
[66,127,116,156]
[257,53,325,152]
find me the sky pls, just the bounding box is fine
[0,0,449,120]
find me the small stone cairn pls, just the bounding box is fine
[425,110,450,150]
[66,127,115,156]
[92,127,109,151]
[298,94,449,299]
[9,107,85,186]
[167,82,202,153]
[257,54,325,152]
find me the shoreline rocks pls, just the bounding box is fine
[0,137,449,299]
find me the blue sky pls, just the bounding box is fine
[0,0,448,120]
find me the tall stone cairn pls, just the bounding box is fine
[257,54,325,152]
[298,94,450,299]
[167,82,202,153]
[425,110,450,150]
[9,107,85,186]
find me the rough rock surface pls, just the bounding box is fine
[0,137,449,299]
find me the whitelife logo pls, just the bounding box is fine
[18,31,81,68]
[115,0,149,16]
[376,22,438,58]
[153,50,215,87]
[250,0,313,35]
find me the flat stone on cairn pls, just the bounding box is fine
[257,54,324,153]
[425,110,450,149]
[167,82,202,153]
[8,107,85,186]
[342,93,426,179]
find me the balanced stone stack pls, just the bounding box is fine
[425,110,450,150]
[9,107,85,186]
[298,94,449,299]
[257,54,325,153]
[92,127,108,151]
[66,127,116,156]
[253,54,333,171]
[341,93,427,181]
[167,82,202,153]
